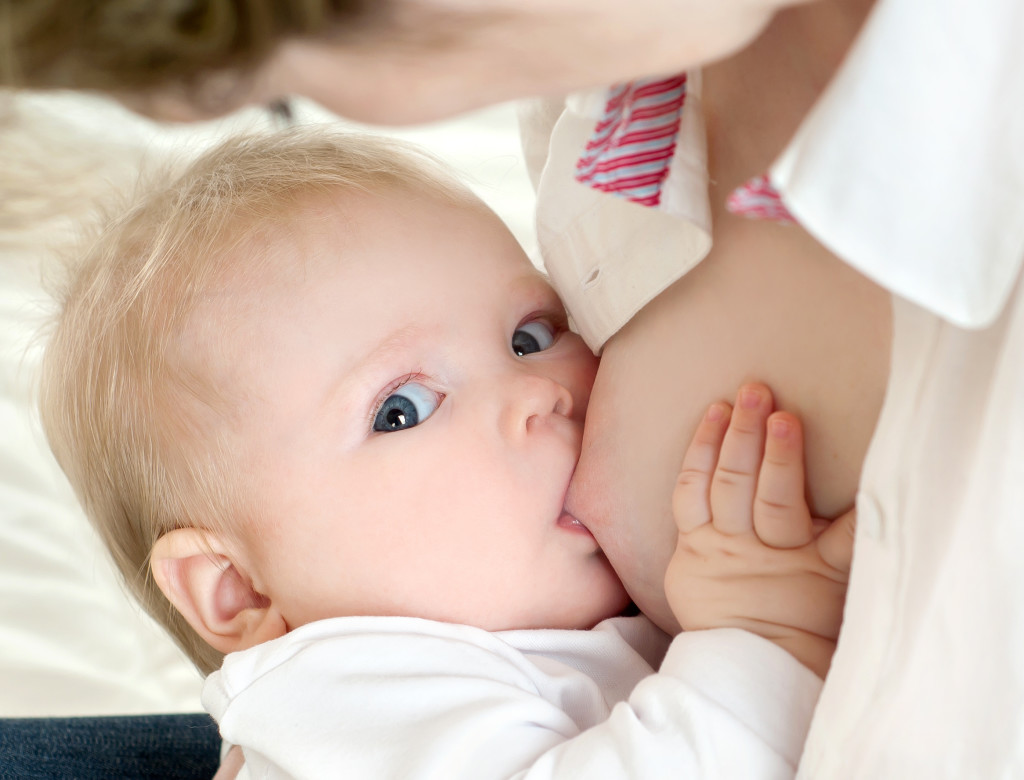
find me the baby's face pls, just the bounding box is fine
[210,188,628,633]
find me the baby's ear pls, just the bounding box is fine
[150,529,287,656]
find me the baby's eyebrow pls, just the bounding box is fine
[321,323,427,412]
[513,271,563,310]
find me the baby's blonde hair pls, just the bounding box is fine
[39,128,470,675]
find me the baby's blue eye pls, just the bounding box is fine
[512,321,555,356]
[372,382,439,432]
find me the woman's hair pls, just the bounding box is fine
[0,0,373,101]
[38,127,470,675]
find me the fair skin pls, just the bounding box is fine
[152,185,853,780]
[568,0,889,632]
[146,0,888,641]
[669,385,853,678]
[119,1,881,775]
[146,0,815,124]
[251,1,887,637]
[152,186,628,645]
[150,184,851,670]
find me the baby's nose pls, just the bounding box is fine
[502,373,574,436]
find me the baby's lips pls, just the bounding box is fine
[557,510,595,539]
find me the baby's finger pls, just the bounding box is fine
[753,412,814,547]
[710,383,772,535]
[816,508,857,574]
[213,745,245,780]
[673,402,731,533]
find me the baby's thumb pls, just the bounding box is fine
[815,508,856,575]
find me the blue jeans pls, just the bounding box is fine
[0,713,221,780]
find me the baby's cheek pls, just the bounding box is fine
[562,337,600,422]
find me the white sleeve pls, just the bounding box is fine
[771,0,1024,329]
[517,629,821,779]
[206,621,821,780]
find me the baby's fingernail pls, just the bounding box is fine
[706,403,726,422]
[739,387,762,408]
[770,417,791,438]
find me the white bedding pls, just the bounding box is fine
[0,91,535,716]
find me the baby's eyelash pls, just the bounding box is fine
[367,373,422,428]
[520,311,570,344]
[548,310,570,335]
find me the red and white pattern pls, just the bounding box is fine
[576,75,796,224]
[575,75,688,207]
[725,174,796,224]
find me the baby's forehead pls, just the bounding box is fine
[236,181,504,262]
[188,178,545,355]
[185,185,446,298]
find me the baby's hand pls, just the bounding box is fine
[664,383,853,678]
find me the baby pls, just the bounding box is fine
[40,129,850,778]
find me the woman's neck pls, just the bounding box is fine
[702,0,876,195]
